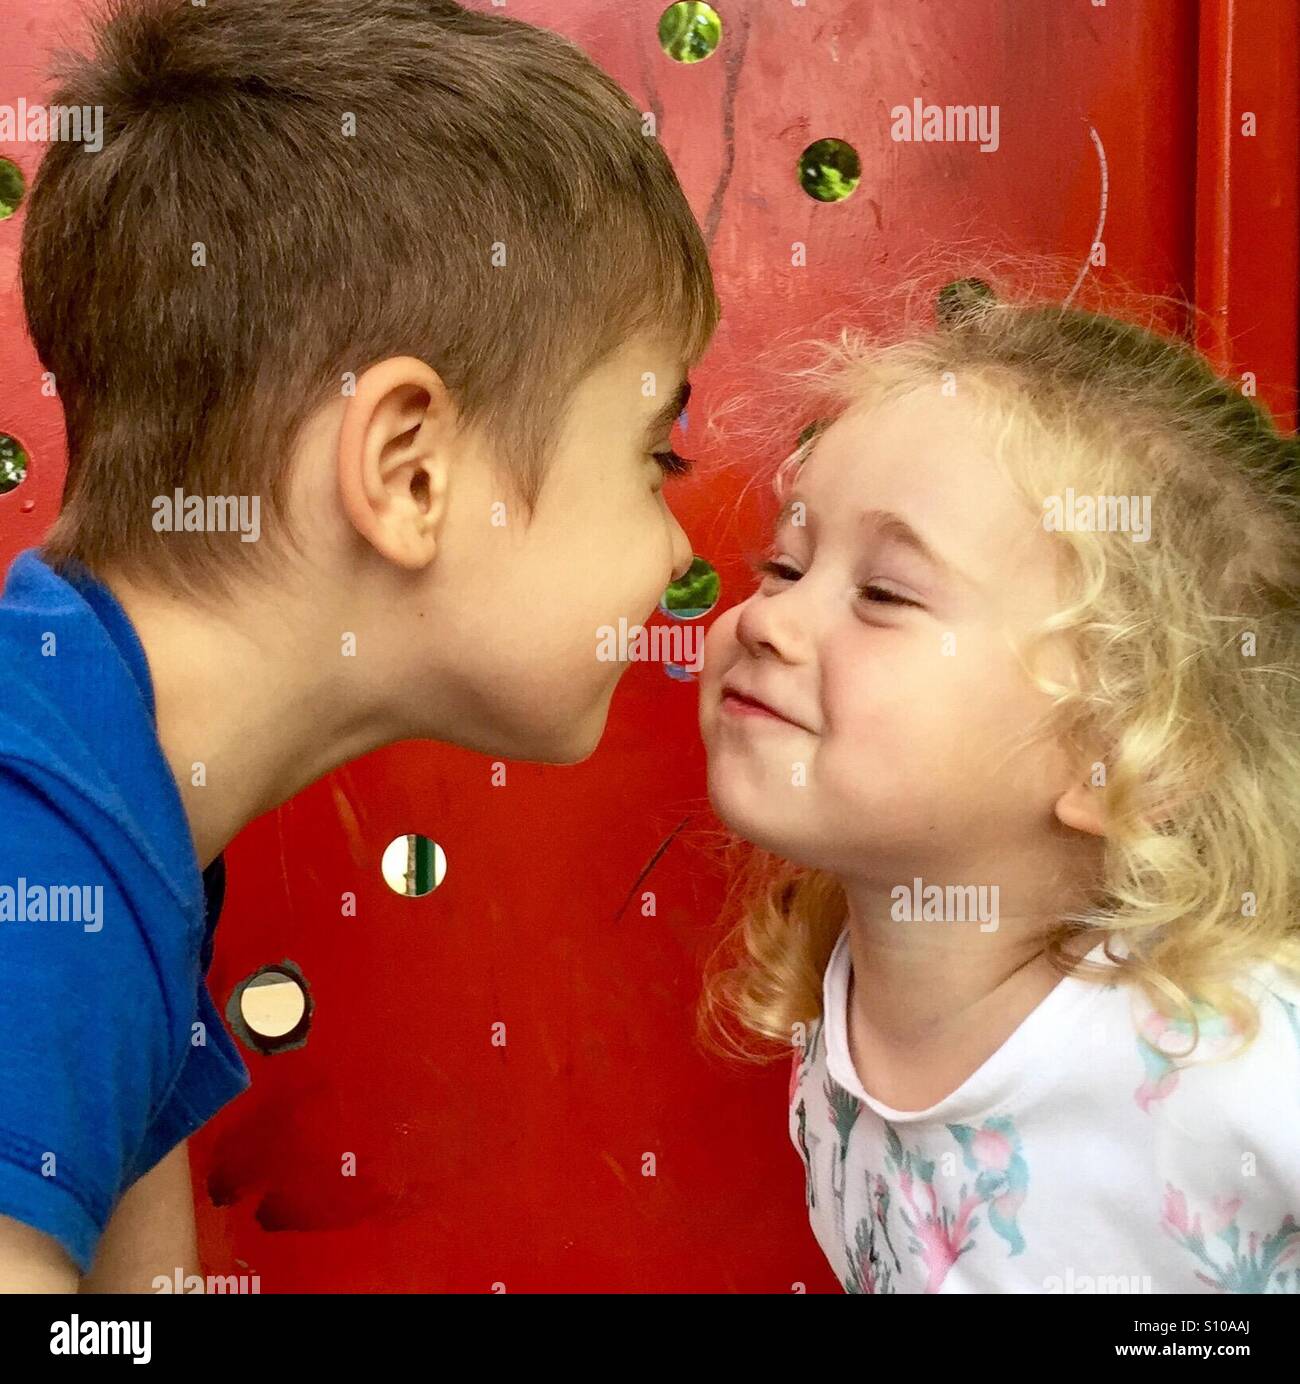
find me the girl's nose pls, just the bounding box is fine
[734,583,810,663]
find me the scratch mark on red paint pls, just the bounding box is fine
[704,9,752,249]
[638,25,664,140]
[613,816,690,922]
[331,771,368,868]
[600,1150,631,1190]
[1064,124,1108,308]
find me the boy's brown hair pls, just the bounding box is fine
[21,0,719,595]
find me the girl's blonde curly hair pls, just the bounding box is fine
[698,272,1300,1065]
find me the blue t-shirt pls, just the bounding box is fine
[0,549,251,1273]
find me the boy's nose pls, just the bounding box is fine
[669,519,694,582]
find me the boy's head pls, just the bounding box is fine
[21,0,718,760]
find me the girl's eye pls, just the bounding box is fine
[858,584,922,608]
[653,449,694,478]
[752,557,801,582]
[752,558,920,609]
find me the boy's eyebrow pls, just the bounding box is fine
[646,379,692,435]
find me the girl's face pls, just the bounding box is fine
[699,388,1088,879]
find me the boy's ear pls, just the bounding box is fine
[337,356,454,570]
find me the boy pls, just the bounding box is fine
[0,0,717,1289]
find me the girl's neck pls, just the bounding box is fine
[837,867,1101,1092]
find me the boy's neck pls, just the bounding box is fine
[102,569,398,870]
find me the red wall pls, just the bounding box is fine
[1,0,1295,1291]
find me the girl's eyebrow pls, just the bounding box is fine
[862,509,979,589]
[774,500,976,589]
[866,510,956,578]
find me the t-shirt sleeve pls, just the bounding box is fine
[0,768,176,1274]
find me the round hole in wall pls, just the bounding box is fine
[936,276,996,325]
[659,555,720,621]
[798,138,861,203]
[0,159,24,220]
[232,965,311,1054]
[381,833,447,897]
[0,434,28,495]
[658,2,722,63]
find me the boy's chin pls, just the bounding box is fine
[432,705,604,765]
[518,706,608,766]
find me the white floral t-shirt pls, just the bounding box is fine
[788,929,1300,1293]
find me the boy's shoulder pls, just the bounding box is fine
[0,549,188,882]
[0,544,238,996]
[0,549,250,1275]
[2,548,149,757]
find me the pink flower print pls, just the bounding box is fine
[1164,1186,1300,1291]
[971,1127,1014,1173]
[873,1119,1030,1290]
[1136,1068,1180,1113]
[1162,1184,1202,1240]
[1162,1185,1188,1236]
[1135,1003,1245,1114]
[1209,1196,1243,1236]
[898,1177,983,1294]
[993,1188,1027,1224]
[872,1174,890,1218]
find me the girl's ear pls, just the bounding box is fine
[1054,779,1108,838]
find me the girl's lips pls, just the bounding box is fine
[720,689,804,728]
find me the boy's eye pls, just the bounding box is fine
[652,449,694,478]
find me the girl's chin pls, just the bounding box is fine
[706,791,805,859]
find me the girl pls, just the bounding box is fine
[698,285,1300,1293]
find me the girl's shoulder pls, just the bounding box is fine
[1125,962,1300,1290]
[1244,959,1300,1038]
[1124,954,1300,1123]
[1090,935,1300,1060]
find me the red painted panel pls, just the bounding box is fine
[0,0,1291,1291]
[1195,0,1300,430]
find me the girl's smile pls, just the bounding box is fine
[719,682,814,731]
